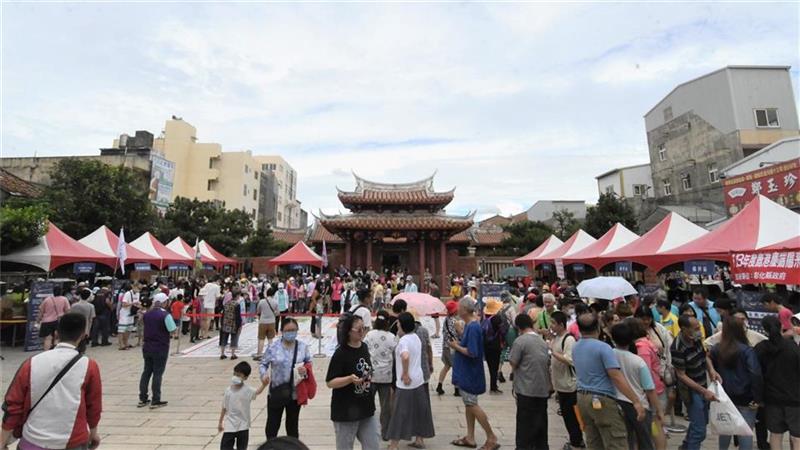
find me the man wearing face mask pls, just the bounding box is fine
[260,318,312,440]
[670,315,722,450]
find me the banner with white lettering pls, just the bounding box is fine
[730,250,799,285]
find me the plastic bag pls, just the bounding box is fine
[709,381,754,437]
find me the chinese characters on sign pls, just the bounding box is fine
[615,261,632,273]
[723,158,799,216]
[730,250,800,285]
[683,260,716,276]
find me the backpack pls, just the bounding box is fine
[481,316,502,348]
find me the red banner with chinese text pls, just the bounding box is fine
[730,250,800,285]
[722,158,800,216]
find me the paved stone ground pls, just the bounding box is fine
[1,328,719,450]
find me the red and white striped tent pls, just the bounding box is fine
[652,195,800,271]
[198,240,238,269]
[165,237,217,267]
[562,223,640,269]
[513,235,563,269]
[591,212,708,270]
[3,222,116,271]
[536,229,597,264]
[79,225,160,269]
[129,232,191,269]
[268,241,324,268]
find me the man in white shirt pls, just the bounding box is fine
[201,277,221,339]
[349,289,372,331]
[404,276,418,293]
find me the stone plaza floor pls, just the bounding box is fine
[1,320,721,450]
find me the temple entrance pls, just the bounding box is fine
[381,247,407,273]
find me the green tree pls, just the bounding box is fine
[552,208,579,240]
[238,226,290,257]
[43,159,158,239]
[584,192,638,238]
[499,220,554,255]
[156,197,255,256]
[0,203,49,254]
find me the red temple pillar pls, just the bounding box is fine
[366,238,373,271]
[418,239,425,285]
[440,239,447,293]
[345,240,352,269]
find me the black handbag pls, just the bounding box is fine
[268,342,298,408]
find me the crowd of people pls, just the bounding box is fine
[3,267,800,450]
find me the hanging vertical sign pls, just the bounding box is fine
[25,281,55,352]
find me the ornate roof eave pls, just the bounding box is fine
[351,170,438,193]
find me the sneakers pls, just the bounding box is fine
[137,400,150,408]
[150,401,168,409]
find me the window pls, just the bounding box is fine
[277,212,282,221]
[662,179,672,196]
[243,185,248,196]
[681,174,692,190]
[253,189,257,200]
[708,164,719,183]
[207,180,214,191]
[633,184,646,196]
[209,159,214,169]
[252,208,256,218]
[254,171,258,180]
[754,108,779,128]
[658,144,666,162]
[605,185,615,194]
[245,164,249,174]
[663,106,673,122]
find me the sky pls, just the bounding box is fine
[3,2,799,219]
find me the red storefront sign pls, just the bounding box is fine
[730,250,800,285]
[723,158,800,216]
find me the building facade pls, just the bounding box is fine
[520,200,587,226]
[595,163,654,199]
[253,155,305,229]
[645,66,799,216]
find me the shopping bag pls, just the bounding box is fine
[709,381,754,437]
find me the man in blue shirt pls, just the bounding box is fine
[448,297,498,450]
[689,287,720,336]
[573,312,644,450]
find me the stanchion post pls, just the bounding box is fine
[313,313,326,358]
[172,332,182,356]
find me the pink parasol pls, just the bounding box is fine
[391,292,446,316]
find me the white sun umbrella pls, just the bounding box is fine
[577,276,638,300]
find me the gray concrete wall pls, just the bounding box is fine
[729,68,800,130]
[645,68,735,133]
[0,154,152,185]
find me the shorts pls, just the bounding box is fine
[39,321,58,338]
[258,323,276,340]
[765,404,800,437]
[441,346,453,366]
[117,324,135,333]
[461,391,479,406]
[203,307,215,315]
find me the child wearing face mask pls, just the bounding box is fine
[218,361,267,450]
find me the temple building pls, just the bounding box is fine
[266,173,513,282]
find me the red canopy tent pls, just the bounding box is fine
[3,222,116,271]
[513,235,563,269]
[129,232,191,269]
[537,229,597,264]
[652,195,800,271]
[268,241,324,268]
[79,225,160,268]
[199,240,238,269]
[590,212,708,270]
[562,223,639,269]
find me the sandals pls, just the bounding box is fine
[478,445,500,450]
[451,437,477,448]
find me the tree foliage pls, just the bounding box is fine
[43,159,158,239]
[584,193,638,238]
[156,197,279,257]
[0,203,49,254]
[499,220,554,255]
[238,226,290,257]
[552,209,579,240]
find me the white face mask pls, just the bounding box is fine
[231,376,243,386]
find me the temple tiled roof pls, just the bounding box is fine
[309,224,344,243]
[0,168,43,198]
[338,189,454,206]
[319,212,474,233]
[473,231,508,245]
[272,229,308,245]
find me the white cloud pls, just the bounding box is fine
[2,2,798,218]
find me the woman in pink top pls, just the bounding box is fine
[627,317,667,450]
[36,285,71,350]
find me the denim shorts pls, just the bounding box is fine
[461,391,479,406]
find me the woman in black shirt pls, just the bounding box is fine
[325,314,379,450]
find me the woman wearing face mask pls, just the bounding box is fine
[259,318,312,440]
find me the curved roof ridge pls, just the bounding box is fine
[351,170,437,192]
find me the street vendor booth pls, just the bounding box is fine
[562,223,639,272]
[513,235,563,270]
[3,222,116,271]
